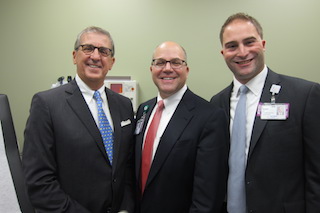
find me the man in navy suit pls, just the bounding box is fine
[22,26,135,213]
[211,13,320,213]
[134,41,229,213]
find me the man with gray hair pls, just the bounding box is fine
[22,26,135,213]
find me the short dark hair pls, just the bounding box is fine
[220,13,263,44]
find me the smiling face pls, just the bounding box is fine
[221,19,266,84]
[151,41,189,99]
[73,32,115,90]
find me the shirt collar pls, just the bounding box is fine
[75,74,106,102]
[233,65,268,96]
[157,84,187,110]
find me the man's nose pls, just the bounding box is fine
[237,45,249,57]
[90,48,101,59]
[164,61,173,70]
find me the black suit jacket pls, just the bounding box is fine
[134,89,229,213]
[210,69,320,213]
[22,80,135,213]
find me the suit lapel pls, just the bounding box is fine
[146,90,195,187]
[105,88,121,170]
[222,83,233,125]
[135,99,157,181]
[248,69,281,158]
[65,81,109,162]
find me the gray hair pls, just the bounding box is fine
[74,26,115,57]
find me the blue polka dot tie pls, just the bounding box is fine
[93,91,113,165]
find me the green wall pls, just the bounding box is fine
[1,0,319,150]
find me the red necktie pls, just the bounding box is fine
[140,100,164,193]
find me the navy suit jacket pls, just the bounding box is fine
[134,89,229,213]
[210,69,320,213]
[22,80,135,213]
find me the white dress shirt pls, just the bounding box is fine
[75,74,114,131]
[143,85,188,160]
[230,65,268,160]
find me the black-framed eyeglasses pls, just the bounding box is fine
[76,44,113,57]
[152,58,187,69]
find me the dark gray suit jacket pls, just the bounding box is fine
[22,80,135,213]
[135,89,229,213]
[211,69,320,213]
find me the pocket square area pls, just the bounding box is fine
[121,119,131,127]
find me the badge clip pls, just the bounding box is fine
[256,84,289,120]
[143,105,149,113]
[269,84,281,104]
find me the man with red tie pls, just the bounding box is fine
[134,41,229,213]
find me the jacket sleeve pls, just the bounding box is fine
[189,107,229,213]
[304,83,320,212]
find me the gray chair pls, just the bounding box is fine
[0,94,34,213]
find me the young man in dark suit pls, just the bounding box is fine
[22,26,135,213]
[211,13,320,213]
[134,41,229,213]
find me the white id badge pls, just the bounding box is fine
[134,118,144,135]
[134,114,145,135]
[257,103,290,120]
[134,105,150,135]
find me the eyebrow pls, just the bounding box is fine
[82,44,109,48]
[243,36,258,42]
[224,36,258,47]
[224,41,237,47]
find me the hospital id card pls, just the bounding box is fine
[257,103,290,120]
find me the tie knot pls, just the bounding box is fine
[93,91,102,101]
[239,85,248,95]
[157,100,165,110]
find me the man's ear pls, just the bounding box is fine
[72,51,77,64]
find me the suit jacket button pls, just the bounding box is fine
[113,178,117,183]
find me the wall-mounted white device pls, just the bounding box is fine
[104,76,138,113]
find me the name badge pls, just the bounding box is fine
[134,115,145,135]
[134,105,149,135]
[257,103,290,120]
